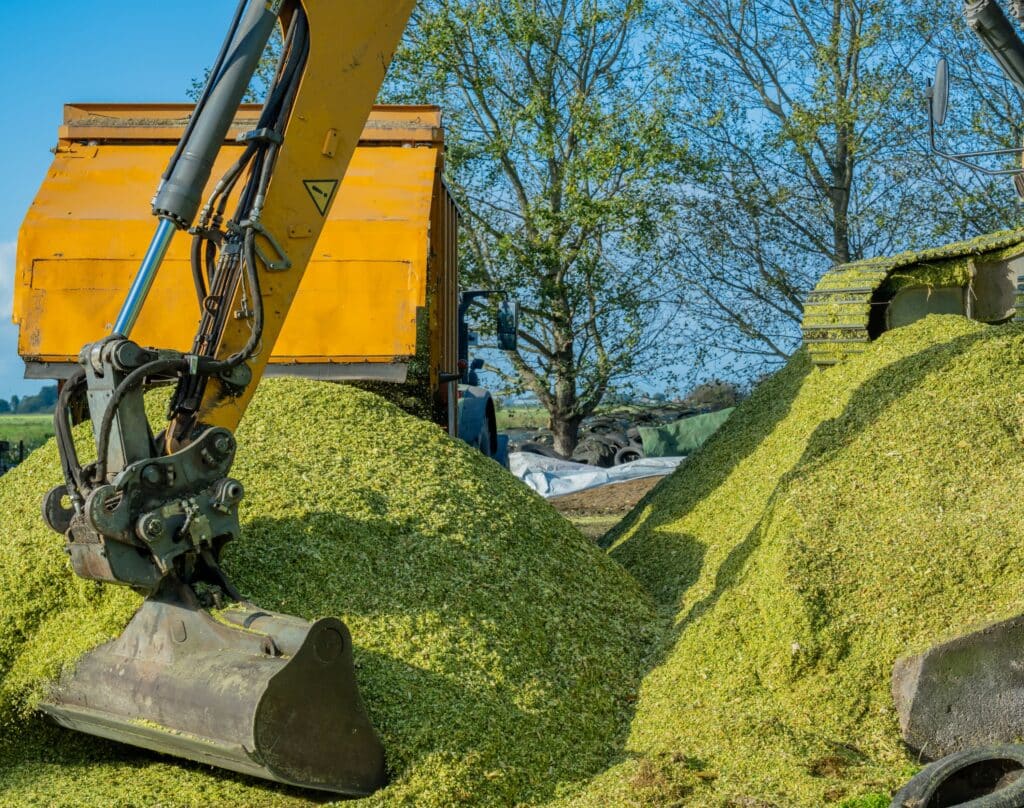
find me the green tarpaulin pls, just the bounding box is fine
[638,408,735,458]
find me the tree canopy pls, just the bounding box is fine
[389,0,695,453]
[664,0,1023,372]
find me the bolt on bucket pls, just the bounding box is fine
[39,584,386,796]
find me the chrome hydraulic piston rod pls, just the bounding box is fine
[112,0,280,338]
[112,218,177,337]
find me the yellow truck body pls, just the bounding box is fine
[14,103,460,419]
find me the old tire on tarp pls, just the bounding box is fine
[890,746,1024,807]
[519,441,563,460]
[572,437,617,468]
[614,444,645,465]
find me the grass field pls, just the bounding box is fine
[495,406,549,431]
[496,402,690,432]
[0,415,53,454]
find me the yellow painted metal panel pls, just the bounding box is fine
[16,133,439,366]
[276,261,417,358]
[58,102,443,145]
[20,260,200,358]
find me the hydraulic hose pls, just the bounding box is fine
[168,7,310,431]
[54,370,88,504]
[95,357,191,482]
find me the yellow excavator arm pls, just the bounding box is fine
[175,0,417,437]
[38,1,416,796]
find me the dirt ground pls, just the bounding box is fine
[550,476,665,541]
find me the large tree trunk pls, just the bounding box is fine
[552,414,583,458]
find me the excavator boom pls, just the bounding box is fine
[38,0,415,795]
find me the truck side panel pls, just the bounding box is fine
[15,106,450,398]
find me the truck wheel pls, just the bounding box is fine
[476,415,493,456]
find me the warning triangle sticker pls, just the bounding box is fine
[304,179,339,216]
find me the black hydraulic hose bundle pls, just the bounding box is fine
[190,235,210,304]
[54,370,87,508]
[181,6,308,374]
[53,1,310,503]
[94,357,190,482]
[170,7,308,430]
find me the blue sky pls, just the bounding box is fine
[0,2,231,398]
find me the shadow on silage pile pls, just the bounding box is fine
[556,316,1024,807]
[0,379,657,808]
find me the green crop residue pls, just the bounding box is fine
[0,380,655,807]
[554,315,1024,807]
[6,315,1024,807]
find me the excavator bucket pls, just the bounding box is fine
[39,586,386,796]
[24,0,418,792]
[801,229,1024,367]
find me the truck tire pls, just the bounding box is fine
[458,385,498,459]
[890,746,1024,807]
[475,412,493,455]
[572,437,617,468]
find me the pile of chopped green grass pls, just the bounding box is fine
[0,379,656,807]
[555,315,1024,807]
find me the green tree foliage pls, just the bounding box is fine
[388,0,695,455]
[665,0,1023,371]
[14,386,57,415]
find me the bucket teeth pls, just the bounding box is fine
[39,589,386,796]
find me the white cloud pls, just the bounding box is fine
[0,241,44,398]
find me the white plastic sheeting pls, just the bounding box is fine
[509,452,685,498]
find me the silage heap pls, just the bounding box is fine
[562,315,1024,807]
[0,379,655,808]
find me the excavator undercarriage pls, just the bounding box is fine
[802,228,1024,367]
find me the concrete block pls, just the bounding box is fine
[893,614,1024,760]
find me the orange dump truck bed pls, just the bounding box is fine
[14,103,460,417]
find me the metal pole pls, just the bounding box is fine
[112,217,177,337]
